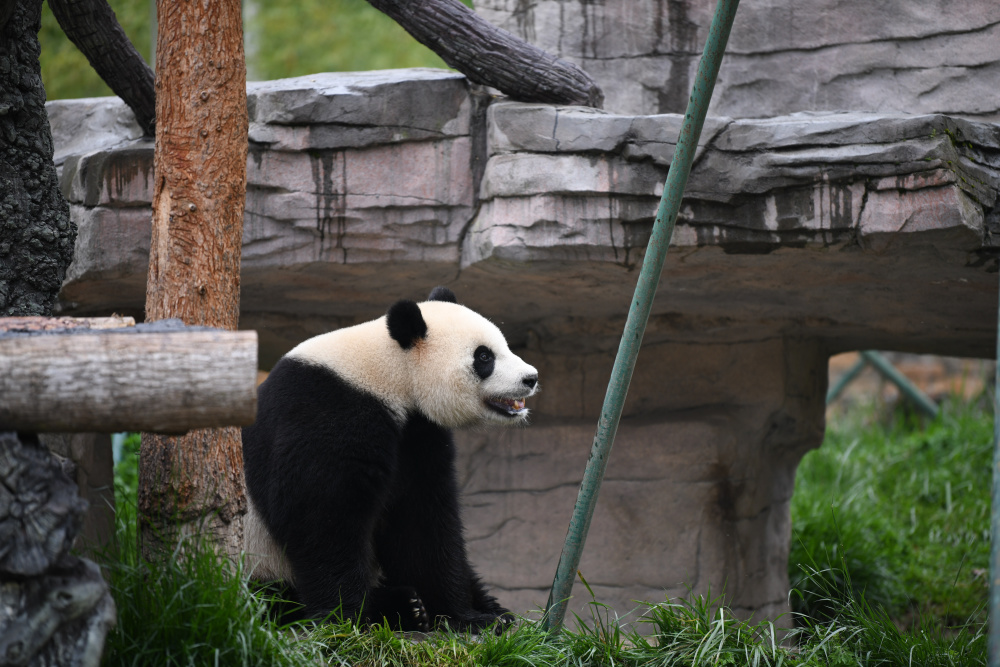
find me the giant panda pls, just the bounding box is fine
[242,287,538,632]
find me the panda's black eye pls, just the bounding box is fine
[473,345,495,380]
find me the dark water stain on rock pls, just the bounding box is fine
[100,148,153,206]
[828,183,855,230]
[659,0,699,114]
[310,151,347,263]
[512,0,536,43]
[707,462,743,523]
[775,188,815,231]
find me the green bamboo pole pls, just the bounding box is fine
[542,0,741,633]
[990,277,1000,665]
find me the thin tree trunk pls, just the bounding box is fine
[139,0,248,559]
[47,0,156,135]
[367,0,604,108]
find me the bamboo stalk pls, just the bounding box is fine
[543,0,742,633]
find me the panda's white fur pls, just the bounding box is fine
[243,295,538,597]
[245,495,295,582]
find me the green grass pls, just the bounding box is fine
[789,397,992,630]
[102,437,321,666]
[40,0,475,101]
[103,396,992,665]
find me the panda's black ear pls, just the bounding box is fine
[387,299,427,350]
[427,286,457,303]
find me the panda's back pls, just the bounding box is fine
[243,355,404,526]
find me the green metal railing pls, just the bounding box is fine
[542,0,741,633]
[826,350,939,419]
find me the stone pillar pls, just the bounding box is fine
[457,336,827,622]
[41,434,117,553]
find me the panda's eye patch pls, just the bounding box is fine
[473,345,495,380]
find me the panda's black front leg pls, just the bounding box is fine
[375,414,512,633]
[363,585,431,632]
[470,576,515,629]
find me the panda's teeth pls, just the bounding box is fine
[486,397,527,415]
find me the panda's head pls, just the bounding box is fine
[386,287,539,429]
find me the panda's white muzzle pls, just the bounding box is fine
[482,367,538,419]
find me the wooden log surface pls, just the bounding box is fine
[0,318,257,433]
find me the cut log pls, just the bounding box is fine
[0,319,257,433]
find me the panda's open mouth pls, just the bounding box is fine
[484,397,527,417]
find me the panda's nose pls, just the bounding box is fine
[522,374,538,390]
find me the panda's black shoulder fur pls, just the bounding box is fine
[242,289,510,631]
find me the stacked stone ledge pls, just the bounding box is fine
[47,68,1000,624]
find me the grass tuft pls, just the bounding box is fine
[98,502,320,667]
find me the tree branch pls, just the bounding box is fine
[367,0,604,108]
[47,0,156,135]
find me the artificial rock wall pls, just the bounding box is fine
[476,0,1000,120]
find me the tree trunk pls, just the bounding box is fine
[0,0,76,318]
[139,0,248,560]
[47,0,156,135]
[367,0,604,108]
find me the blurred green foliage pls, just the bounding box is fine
[248,0,452,81]
[39,0,152,100]
[40,0,475,100]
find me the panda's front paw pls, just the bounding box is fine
[366,585,430,632]
[408,593,431,632]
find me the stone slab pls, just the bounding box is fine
[247,69,471,131]
[48,78,1000,362]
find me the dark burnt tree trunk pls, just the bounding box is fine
[367,0,604,108]
[47,0,156,135]
[0,4,116,664]
[0,0,76,318]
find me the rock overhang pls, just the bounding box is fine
[47,69,1000,366]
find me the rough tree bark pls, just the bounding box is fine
[47,0,156,135]
[0,0,76,317]
[138,0,249,560]
[367,0,604,107]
